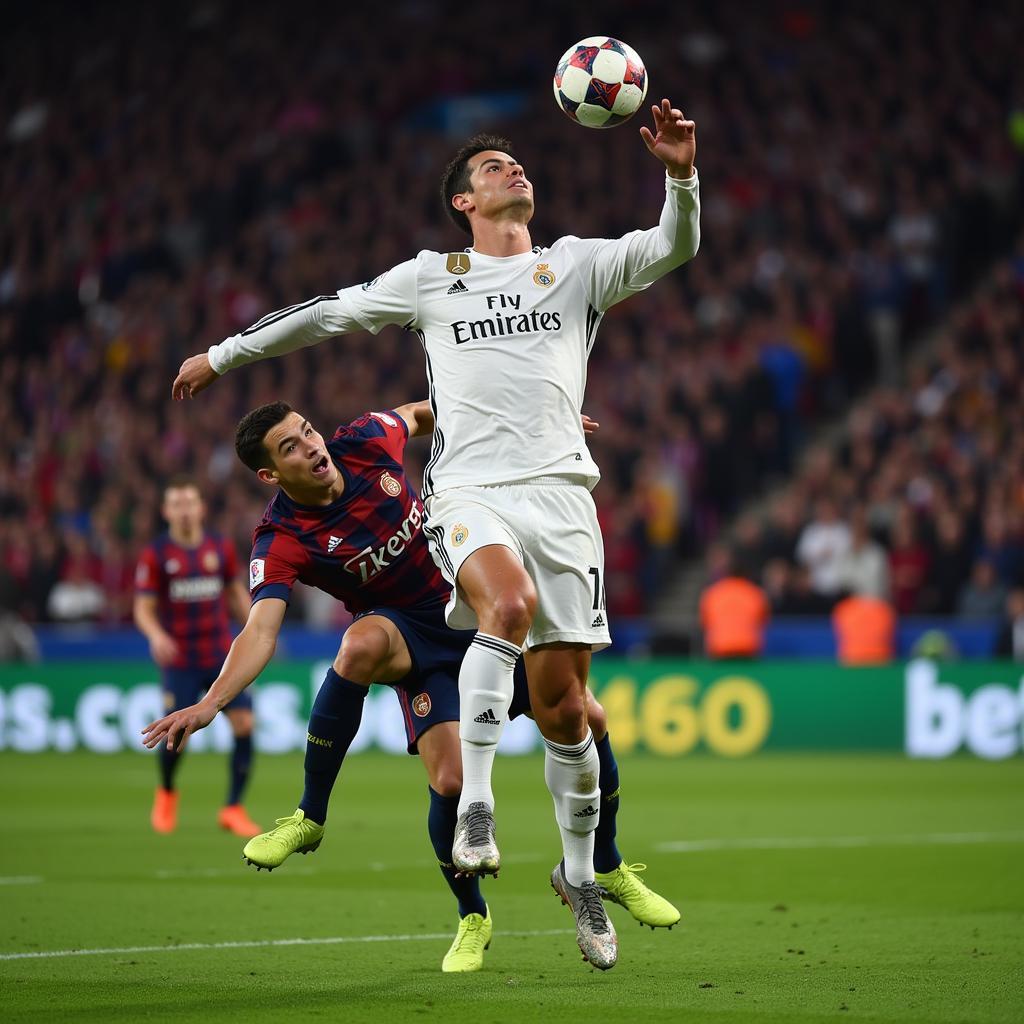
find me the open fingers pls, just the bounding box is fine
[141,716,170,749]
[172,372,191,401]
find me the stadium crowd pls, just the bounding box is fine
[707,237,1024,634]
[1,0,1022,628]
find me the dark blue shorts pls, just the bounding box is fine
[356,603,530,754]
[162,667,253,714]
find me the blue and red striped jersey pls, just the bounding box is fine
[134,532,239,669]
[248,411,449,614]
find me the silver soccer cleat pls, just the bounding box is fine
[551,861,619,970]
[452,801,500,876]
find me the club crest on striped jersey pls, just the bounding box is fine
[446,253,471,275]
[533,263,556,287]
[451,523,469,547]
[412,693,432,717]
[379,471,402,497]
[201,550,220,573]
[249,559,265,589]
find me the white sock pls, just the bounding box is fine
[544,730,600,887]
[457,632,519,815]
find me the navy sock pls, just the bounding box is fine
[428,787,486,918]
[227,734,253,805]
[593,733,623,873]
[298,668,368,825]
[159,746,183,791]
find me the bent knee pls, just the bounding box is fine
[480,590,536,639]
[429,767,463,799]
[335,628,390,683]
[535,690,587,741]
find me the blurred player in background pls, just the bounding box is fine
[170,100,699,969]
[142,401,679,973]
[134,477,257,837]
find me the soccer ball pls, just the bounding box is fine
[553,37,648,129]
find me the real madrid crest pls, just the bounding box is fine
[446,253,471,275]
[379,472,402,497]
[450,523,469,547]
[533,263,556,287]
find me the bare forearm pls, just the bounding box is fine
[133,600,165,641]
[204,627,277,711]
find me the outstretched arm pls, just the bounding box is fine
[574,99,700,312]
[141,597,286,751]
[172,296,365,399]
[173,260,419,399]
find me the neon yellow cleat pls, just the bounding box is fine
[594,862,681,929]
[242,809,324,871]
[441,906,492,973]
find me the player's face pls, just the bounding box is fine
[460,150,534,223]
[262,412,339,491]
[162,486,204,534]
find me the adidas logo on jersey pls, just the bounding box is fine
[573,804,599,819]
[591,612,605,628]
[473,708,500,725]
[446,279,469,295]
[327,536,343,553]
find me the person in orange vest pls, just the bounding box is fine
[699,544,770,659]
[831,593,897,665]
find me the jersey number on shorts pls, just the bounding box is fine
[588,566,606,610]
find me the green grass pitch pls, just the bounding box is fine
[1,750,1021,1023]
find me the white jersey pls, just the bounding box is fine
[209,171,700,498]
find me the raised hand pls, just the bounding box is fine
[639,98,696,180]
[172,352,218,400]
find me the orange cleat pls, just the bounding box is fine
[218,804,262,837]
[151,787,179,834]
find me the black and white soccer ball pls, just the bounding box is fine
[552,36,648,128]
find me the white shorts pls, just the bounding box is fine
[424,478,611,651]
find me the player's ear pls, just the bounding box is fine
[256,467,278,486]
[452,192,474,214]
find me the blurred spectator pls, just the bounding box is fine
[46,533,104,622]
[888,507,931,614]
[761,556,836,617]
[923,511,973,614]
[957,559,1008,621]
[699,545,769,658]
[994,589,1024,660]
[0,564,39,661]
[796,498,851,597]
[836,507,890,599]
[832,594,897,665]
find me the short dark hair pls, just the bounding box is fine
[163,475,200,497]
[235,401,293,472]
[440,133,515,236]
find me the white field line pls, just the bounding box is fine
[656,830,1024,853]
[155,866,318,880]
[156,852,547,878]
[0,928,573,963]
[0,876,43,886]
